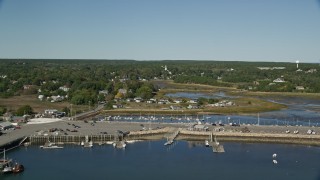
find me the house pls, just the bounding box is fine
[170,106,182,110]
[174,99,182,104]
[23,85,34,90]
[45,109,58,115]
[112,104,123,109]
[306,69,317,73]
[257,67,272,70]
[273,78,285,83]
[193,124,209,131]
[187,105,199,109]
[134,97,143,103]
[2,112,13,121]
[146,99,156,104]
[99,90,109,96]
[296,86,305,90]
[38,95,44,101]
[118,89,127,95]
[188,99,198,104]
[49,95,65,102]
[59,85,70,92]
[158,99,169,104]
[126,98,133,102]
[11,116,28,123]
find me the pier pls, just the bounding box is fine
[28,134,117,145]
[208,134,225,153]
[164,128,180,145]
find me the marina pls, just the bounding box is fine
[1,141,320,180]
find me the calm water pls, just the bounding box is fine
[166,92,320,125]
[2,141,320,180]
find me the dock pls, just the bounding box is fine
[164,128,180,146]
[28,134,117,145]
[208,134,225,153]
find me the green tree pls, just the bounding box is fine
[136,85,153,99]
[16,105,33,116]
[0,106,7,116]
[61,107,70,116]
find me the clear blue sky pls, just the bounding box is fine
[0,0,320,62]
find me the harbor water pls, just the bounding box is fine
[2,140,320,180]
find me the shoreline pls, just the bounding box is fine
[1,121,320,150]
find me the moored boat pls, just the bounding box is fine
[12,163,24,173]
[1,149,24,174]
[40,142,64,149]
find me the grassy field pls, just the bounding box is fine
[0,95,87,113]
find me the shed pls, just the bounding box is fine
[193,124,208,131]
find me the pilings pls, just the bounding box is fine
[28,134,116,145]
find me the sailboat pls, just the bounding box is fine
[0,149,12,173]
[1,149,24,174]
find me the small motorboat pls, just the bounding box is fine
[272,160,278,164]
[12,163,24,173]
[40,142,63,149]
[205,140,210,147]
[164,140,173,146]
[272,153,277,158]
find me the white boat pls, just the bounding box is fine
[113,141,126,148]
[164,140,173,146]
[40,142,64,149]
[273,160,278,164]
[272,153,277,158]
[125,140,141,144]
[1,149,24,174]
[1,149,13,173]
[83,141,93,148]
[205,140,210,147]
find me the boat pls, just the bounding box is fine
[83,141,93,148]
[113,141,126,148]
[1,149,24,174]
[12,162,24,173]
[164,140,173,146]
[272,160,278,164]
[40,142,64,149]
[272,153,277,158]
[1,149,12,174]
[205,140,210,147]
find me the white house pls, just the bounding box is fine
[188,99,198,104]
[99,90,109,96]
[134,97,143,103]
[45,109,58,115]
[273,78,285,83]
[296,86,305,90]
[59,86,70,92]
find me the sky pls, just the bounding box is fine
[0,0,320,62]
